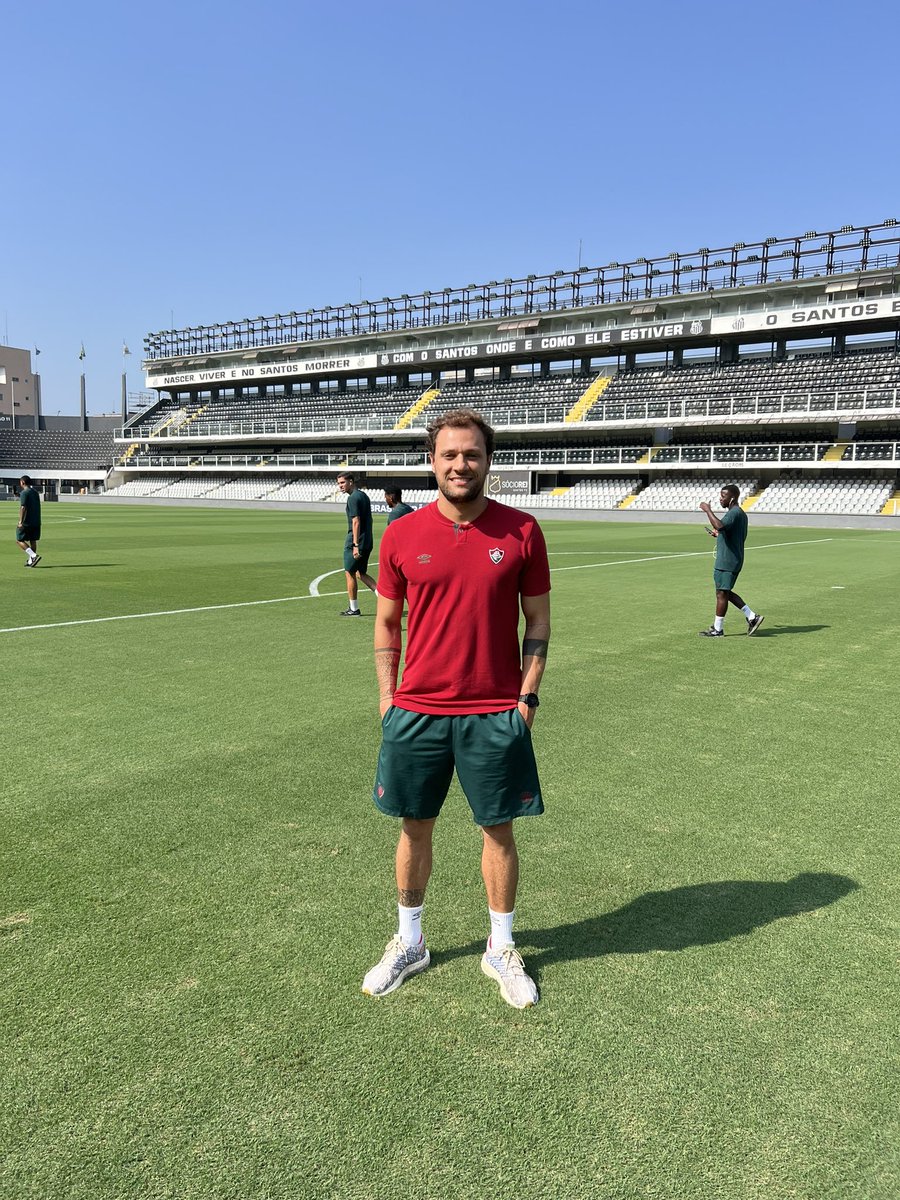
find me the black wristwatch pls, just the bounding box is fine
[518,693,540,709]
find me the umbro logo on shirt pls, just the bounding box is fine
[489,548,504,564]
[417,553,432,564]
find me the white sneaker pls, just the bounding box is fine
[481,943,539,1009]
[362,935,430,997]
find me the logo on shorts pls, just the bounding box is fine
[520,791,534,804]
[489,547,504,564]
[417,553,432,564]
[377,785,385,798]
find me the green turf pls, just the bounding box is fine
[1,503,898,1200]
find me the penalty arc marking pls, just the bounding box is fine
[309,562,380,596]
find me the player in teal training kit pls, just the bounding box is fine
[384,486,414,524]
[337,471,377,616]
[699,484,763,637]
[16,475,42,567]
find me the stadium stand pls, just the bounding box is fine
[585,349,900,423]
[751,477,893,515]
[0,429,115,469]
[411,375,590,426]
[108,476,181,497]
[95,221,900,518]
[629,477,759,511]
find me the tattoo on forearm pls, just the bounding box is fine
[522,638,549,659]
[375,646,400,697]
[398,888,425,907]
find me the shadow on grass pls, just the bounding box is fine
[753,624,829,637]
[436,873,858,971]
[38,563,118,569]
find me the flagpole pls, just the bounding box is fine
[34,347,42,431]
[121,341,131,425]
[79,342,87,432]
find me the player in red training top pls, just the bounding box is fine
[361,409,551,1009]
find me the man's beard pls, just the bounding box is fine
[437,475,485,504]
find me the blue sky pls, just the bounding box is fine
[2,0,898,416]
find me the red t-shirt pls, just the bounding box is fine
[377,499,551,715]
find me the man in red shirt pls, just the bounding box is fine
[362,409,551,1009]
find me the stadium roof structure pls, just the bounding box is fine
[144,220,900,362]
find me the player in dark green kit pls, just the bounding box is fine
[337,471,377,616]
[384,486,414,524]
[699,484,763,637]
[16,475,42,567]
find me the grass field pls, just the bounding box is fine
[1,502,898,1200]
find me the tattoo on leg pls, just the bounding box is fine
[398,888,425,907]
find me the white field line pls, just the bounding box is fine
[0,590,346,635]
[549,536,833,574]
[0,537,833,636]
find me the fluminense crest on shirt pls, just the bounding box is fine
[489,547,504,564]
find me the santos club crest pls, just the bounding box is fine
[489,547,504,564]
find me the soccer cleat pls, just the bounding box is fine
[339,607,362,616]
[747,614,764,636]
[481,944,539,1009]
[698,626,724,637]
[362,935,430,997]
[31,555,41,567]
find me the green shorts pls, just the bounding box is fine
[373,706,544,826]
[713,568,740,591]
[16,526,40,543]
[343,537,372,574]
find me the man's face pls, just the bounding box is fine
[384,493,397,508]
[720,487,732,508]
[337,475,353,494]
[430,424,490,505]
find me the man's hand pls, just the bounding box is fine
[517,701,536,729]
[699,501,712,514]
[380,697,393,718]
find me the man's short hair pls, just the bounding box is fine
[724,484,740,501]
[384,485,402,501]
[20,475,32,486]
[425,408,494,459]
[337,471,354,482]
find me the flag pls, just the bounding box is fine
[122,342,131,356]
[34,346,41,356]
[79,343,86,361]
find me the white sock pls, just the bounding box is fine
[349,599,359,612]
[488,908,515,950]
[714,616,725,632]
[26,549,35,560]
[397,904,423,946]
[741,604,756,621]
